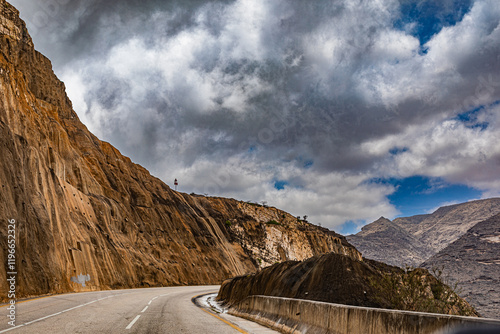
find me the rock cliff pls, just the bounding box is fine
[347,198,500,267]
[0,0,360,300]
[422,214,500,319]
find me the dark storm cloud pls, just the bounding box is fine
[8,0,500,228]
[14,0,234,64]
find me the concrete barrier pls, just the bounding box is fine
[228,295,500,334]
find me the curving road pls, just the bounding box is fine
[0,286,277,333]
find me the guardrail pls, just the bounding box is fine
[228,295,500,334]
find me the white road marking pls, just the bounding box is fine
[0,295,119,333]
[141,306,148,313]
[0,325,24,333]
[126,315,141,330]
[148,300,152,305]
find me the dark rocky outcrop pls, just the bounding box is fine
[218,252,479,317]
[0,0,359,300]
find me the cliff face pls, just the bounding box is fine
[0,0,360,300]
[347,198,500,267]
[422,214,500,319]
[221,201,360,268]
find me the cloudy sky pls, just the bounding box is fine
[11,0,500,234]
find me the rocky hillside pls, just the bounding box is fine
[347,198,500,267]
[347,217,432,266]
[218,252,479,317]
[0,0,360,300]
[422,214,500,319]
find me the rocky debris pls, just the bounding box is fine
[0,0,360,300]
[218,252,479,317]
[422,214,500,319]
[347,198,500,267]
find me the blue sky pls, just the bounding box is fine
[395,0,473,45]
[12,0,500,234]
[340,177,482,235]
[387,176,482,216]
[339,176,482,234]
[339,175,483,235]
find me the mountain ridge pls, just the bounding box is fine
[347,198,500,267]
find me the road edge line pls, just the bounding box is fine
[191,293,248,334]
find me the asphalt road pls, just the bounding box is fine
[0,286,278,333]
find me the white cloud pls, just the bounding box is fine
[426,0,500,69]
[362,103,500,194]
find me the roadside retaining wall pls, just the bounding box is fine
[228,295,500,334]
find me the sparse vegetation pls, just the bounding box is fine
[266,220,281,226]
[225,220,232,227]
[370,265,474,316]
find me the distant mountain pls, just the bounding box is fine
[346,217,432,266]
[347,198,500,267]
[422,214,500,319]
